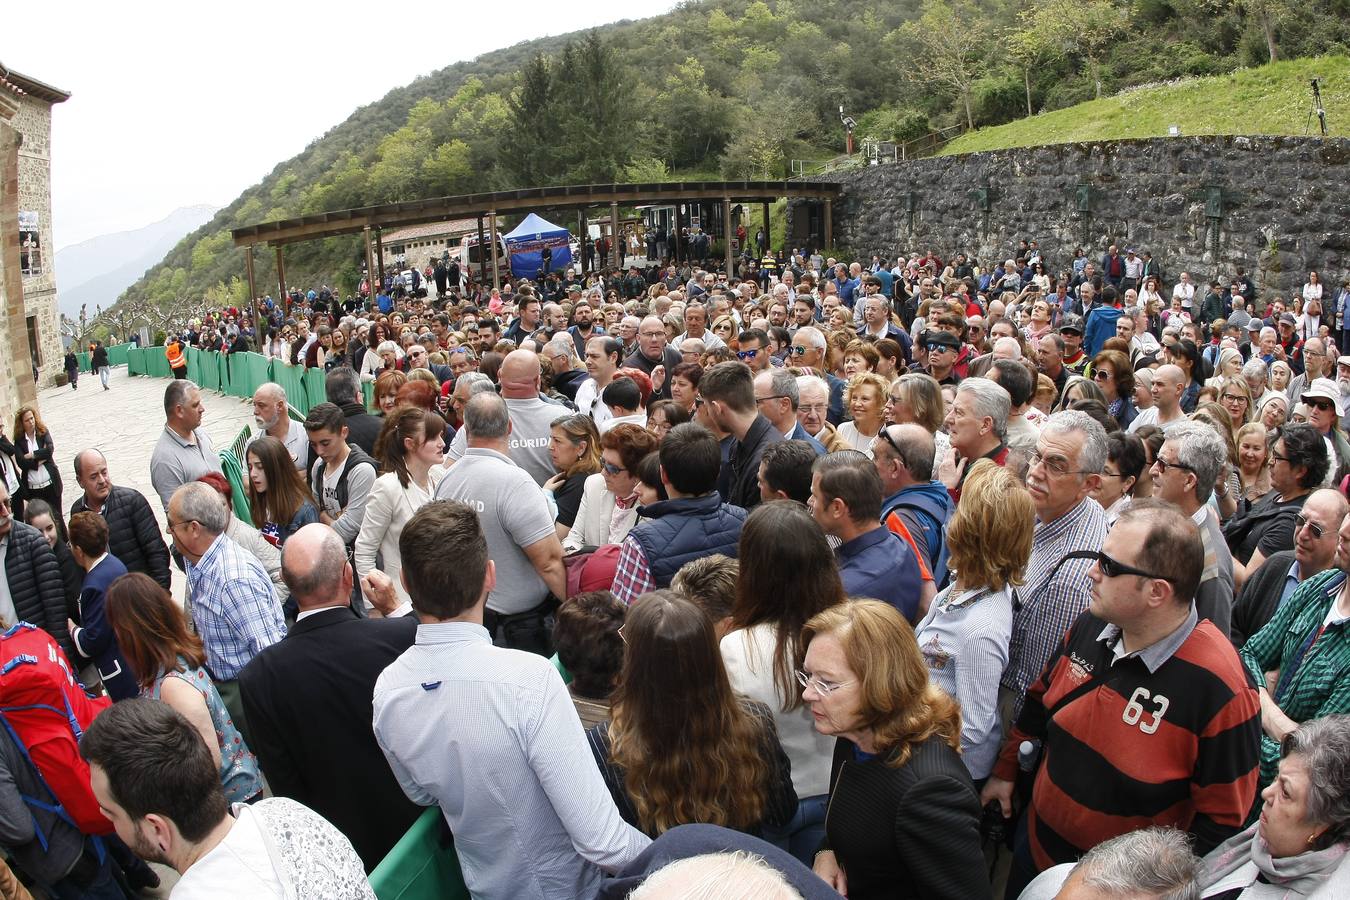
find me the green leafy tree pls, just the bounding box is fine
[1033,0,1130,99]
[506,54,563,185]
[1005,11,1064,116]
[899,0,993,130]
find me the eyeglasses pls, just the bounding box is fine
[165,518,197,535]
[795,669,852,696]
[1270,450,1291,465]
[1096,550,1174,583]
[788,346,810,356]
[601,461,626,476]
[1029,449,1091,478]
[755,394,788,405]
[1295,513,1328,539]
[736,348,761,360]
[1091,369,1114,382]
[1306,398,1336,412]
[875,426,903,459]
[1153,456,1195,475]
[925,343,953,354]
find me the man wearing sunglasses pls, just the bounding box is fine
[1151,423,1235,638]
[922,330,962,386]
[985,502,1260,896]
[1232,488,1348,645]
[1299,378,1350,485]
[1239,489,1350,808]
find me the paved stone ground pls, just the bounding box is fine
[35,364,256,604]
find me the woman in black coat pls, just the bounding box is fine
[802,600,990,900]
[12,405,63,543]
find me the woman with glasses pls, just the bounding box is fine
[712,315,738,348]
[543,414,601,541]
[916,461,1032,784]
[1092,431,1147,525]
[836,373,889,457]
[1089,349,1137,429]
[563,424,657,552]
[721,501,846,863]
[1260,391,1290,432]
[1217,375,1255,436]
[106,572,263,804]
[803,599,988,898]
[1236,421,1273,504]
[644,399,690,444]
[587,590,797,838]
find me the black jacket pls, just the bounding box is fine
[721,415,785,511]
[338,402,382,458]
[820,736,990,900]
[3,521,72,658]
[1231,549,1298,647]
[70,485,171,590]
[13,431,61,499]
[238,607,420,871]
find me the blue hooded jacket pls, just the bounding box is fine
[880,480,955,587]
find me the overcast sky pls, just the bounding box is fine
[5,0,675,250]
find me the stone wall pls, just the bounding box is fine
[13,92,64,388]
[789,136,1350,299]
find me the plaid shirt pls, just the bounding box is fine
[1240,567,1350,791]
[611,535,656,607]
[186,533,285,680]
[1001,498,1108,714]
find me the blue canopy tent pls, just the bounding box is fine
[504,213,573,280]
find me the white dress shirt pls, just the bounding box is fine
[373,622,649,900]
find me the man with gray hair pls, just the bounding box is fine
[1018,827,1203,900]
[1153,422,1236,637]
[250,382,309,471]
[167,481,284,730]
[938,377,1011,503]
[543,335,587,402]
[1000,409,1108,726]
[754,369,824,454]
[789,327,845,424]
[150,379,221,512]
[435,393,566,654]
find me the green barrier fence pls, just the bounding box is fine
[369,808,468,900]
[74,342,136,373]
[125,346,377,416]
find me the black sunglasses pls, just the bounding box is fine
[1096,550,1174,584]
[875,426,903,458]
[1295,513,1327,540]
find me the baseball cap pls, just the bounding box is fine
[922,330,962,350]
[1279,313,1297,327]
[1246,320,1262,333]
[1058,314,1085,335]
[1301,378,1344,417]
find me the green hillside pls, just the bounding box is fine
[100,0,1350,335]
[944,56,1350,155]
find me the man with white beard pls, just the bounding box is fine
[1337,355,1350,404]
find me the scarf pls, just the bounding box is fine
[1203,823,1350,898]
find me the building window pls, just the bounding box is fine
[26,315,41,367]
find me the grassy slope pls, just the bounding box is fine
[943,56,1350,156]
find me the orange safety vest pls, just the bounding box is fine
[165,341,185,370]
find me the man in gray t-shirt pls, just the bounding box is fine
[435,393,567,628]
[444,350,565,486]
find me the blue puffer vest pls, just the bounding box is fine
[627,493,748,588]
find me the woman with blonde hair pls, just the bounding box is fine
[804,599,988,897]
[915,460,1031,783]
[836,372,889,456]
[588,591,797,838]
[1235,421,1273,504]
[841,339,880,378]
[543,413,602,540]
[1217,375,1255,436]
[888,372,951,462]
[372,369,407,417]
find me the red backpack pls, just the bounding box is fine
[0,623,113,836]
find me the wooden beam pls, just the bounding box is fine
[723,198,734,280]
[488,210,500,291]
[274,246,286,310]
[578,208,588,276]
[610,201,620,270]
[476,216,487,287]
[363,226,376,307]
[243,246,259,345]
[375,230,385,295]
[823,199,833,252]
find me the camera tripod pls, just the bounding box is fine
[1307,77,1328,137]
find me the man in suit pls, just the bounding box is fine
[66,512,136,700]
[238,523,419,872]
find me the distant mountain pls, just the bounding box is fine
[56,204,218,317]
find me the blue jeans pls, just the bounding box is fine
[760,793,828,867]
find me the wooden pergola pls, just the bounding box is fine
[230,180,842,321]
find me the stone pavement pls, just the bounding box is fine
[34,364,256,603]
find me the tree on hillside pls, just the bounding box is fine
[1235,0,1290,62]
[506,54,563,185]
[1005,10,1065,116]
[899,0,993,130]
[1033,0,1129,99]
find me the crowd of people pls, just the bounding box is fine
[2,241,1350,899]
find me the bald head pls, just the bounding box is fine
[281,524,351,609]
[1154,364,1186,413]
[498,349,541,399]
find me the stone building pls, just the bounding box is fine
[1,64,68,414]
